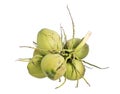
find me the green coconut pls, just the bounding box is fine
[37,28,62,55]
[41,54,66,80]
[64,59,85,80]
[64,38,89,59]
[27,55,46,78]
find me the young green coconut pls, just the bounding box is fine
[64,38,89,59]
[28,54,46,78]
[37,28,62,55]
[41,54,66,80]
[18,54,46,78]
[65,59,85,80]
[64,59,90,87]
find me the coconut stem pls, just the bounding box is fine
[19,46,36,49]
[20,45,53,52]
[83,60,109,69]
[75,80,79,88]
[55,76,67,89]
[59,78,61,82]
[75,31,91,52]
[83,77,90,87]
[60,24,67,44]
[60,24,63,46]
[67,5,75,39]
[33,41,37,46]
[17,58,31,62]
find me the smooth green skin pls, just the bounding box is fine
[37,28,62,55]
[64,38,89,59]
[64,59,85,80]
[27,55,46,78]
[41,54,66,80]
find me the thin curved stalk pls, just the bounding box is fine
[83,60,109,69]
[82,77,90,87]
[19,46,36,49]
[67,5,75,39]
[55,76,67,89]
[17,58,31,62]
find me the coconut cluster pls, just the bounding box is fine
[20,28,91,88]
[18,5,109,88]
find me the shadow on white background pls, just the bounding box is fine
[0,0,120,94]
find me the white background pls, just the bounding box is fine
[0,0,120,94]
